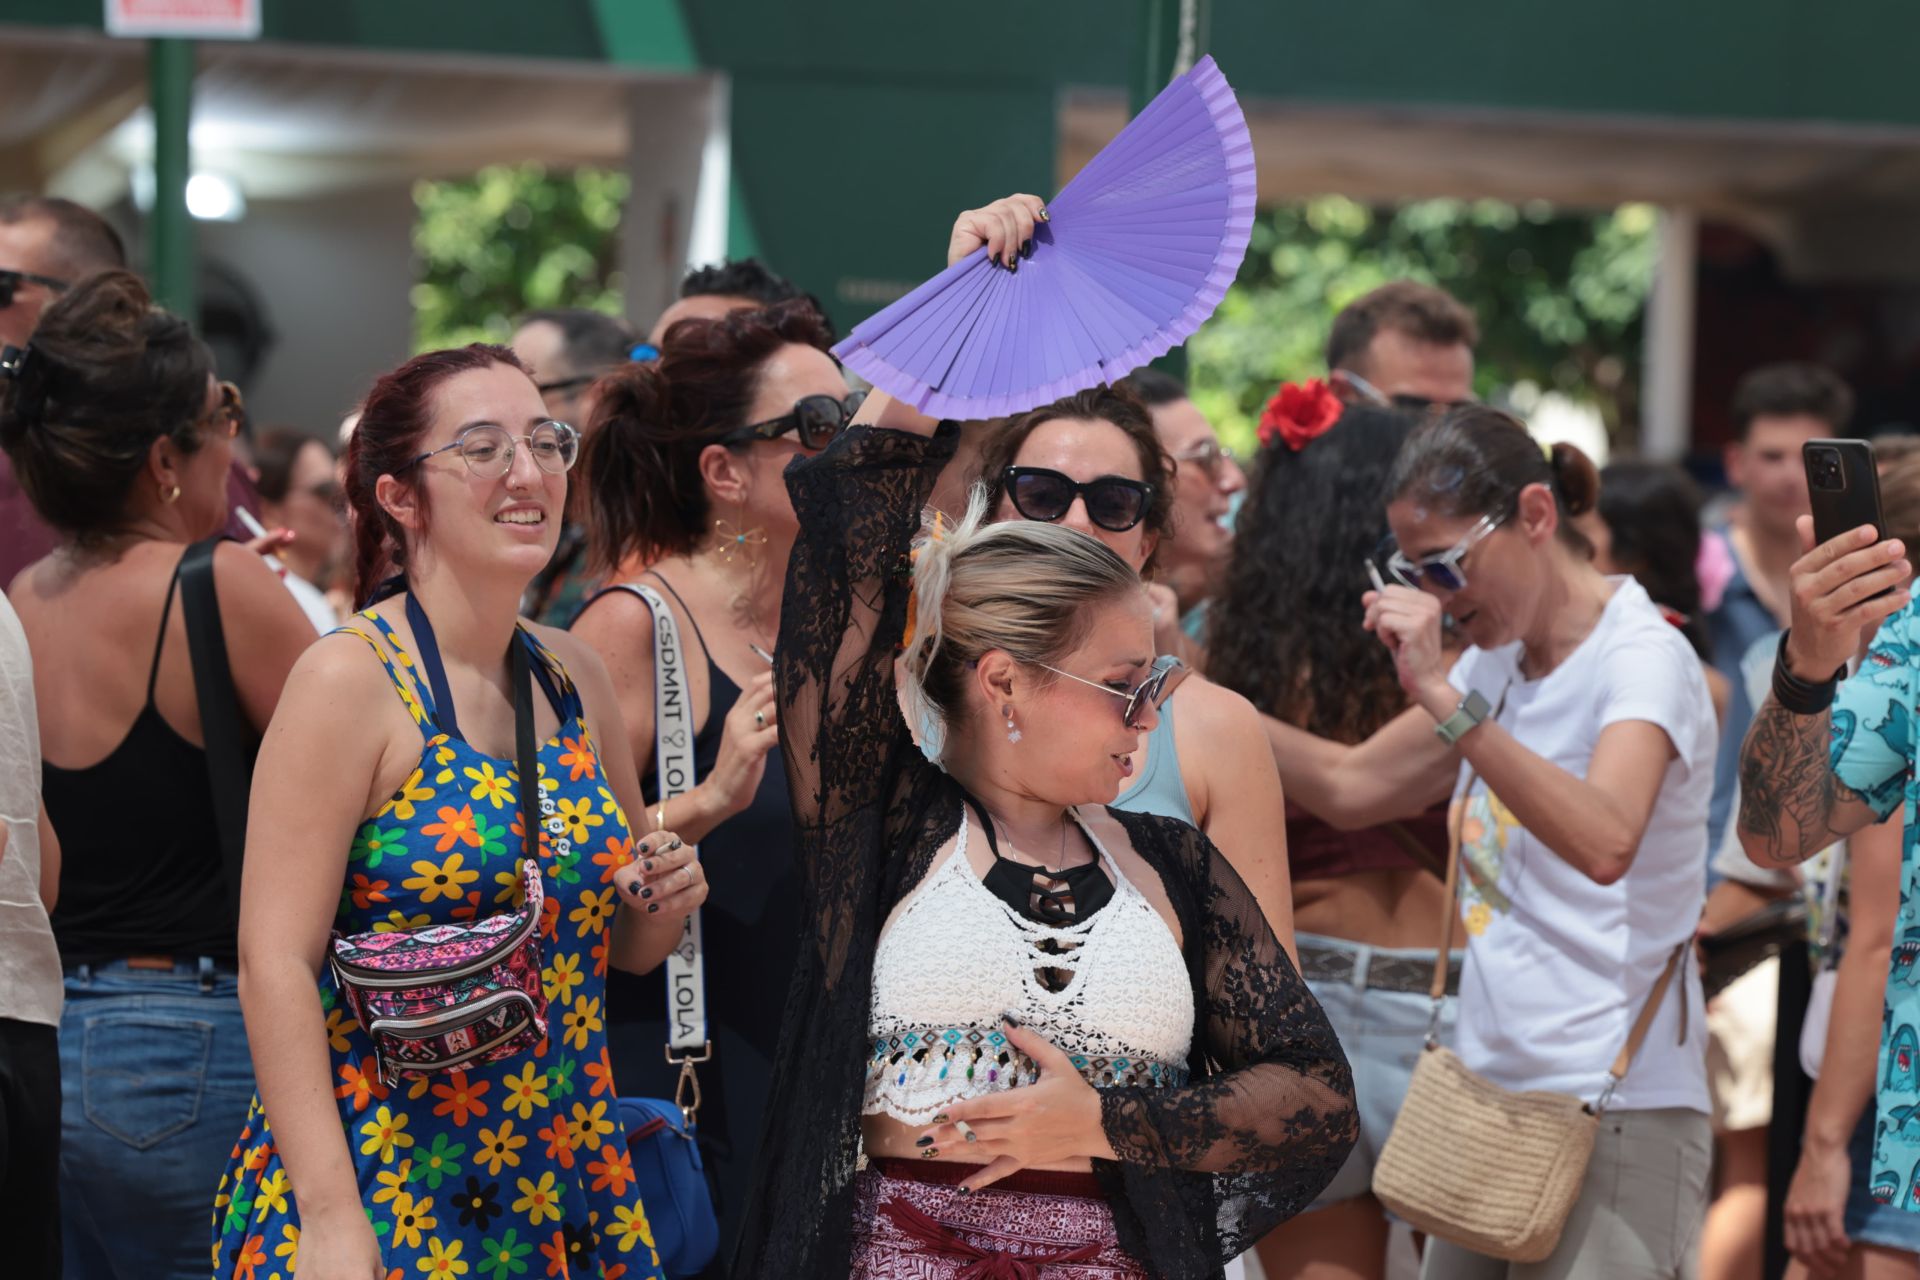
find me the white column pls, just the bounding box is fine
[1641,206,1698,462]
[620,75,726,334]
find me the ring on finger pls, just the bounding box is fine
[683,865,695,888]
[754,710,766,729]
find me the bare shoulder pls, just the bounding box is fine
[568,584,656,647]
[1176,676,1270,749]
[286,627,399,702]
[210,538,299,606]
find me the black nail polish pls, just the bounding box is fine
[915,1136,934,1148]
[643,860,654,872]
[1007,258,1018,274]
[647,903,659,913]
[641,888,653,900]
[1001,1010,1022,1028]
[1020,239,1033,259]
[637,843,650,855]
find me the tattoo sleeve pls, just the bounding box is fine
[1736,693,1862,866]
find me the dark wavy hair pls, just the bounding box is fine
[1596,459,1709,659]
[974,383,1175,575]
[1209,404,1421,742]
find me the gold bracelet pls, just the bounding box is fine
[656,804,666,833]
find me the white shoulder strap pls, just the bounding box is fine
[609,583,707,1058]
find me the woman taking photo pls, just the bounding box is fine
[2,271,315,1279]
[211,344,703,1278]
[1208,399,1451,1280]
[570,299,847,1265]
[735,195,1356,1280]
[1270,406,1715,1279]
[974,386,1297,951]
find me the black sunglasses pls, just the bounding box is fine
[722,390,866,451]
[1003,466,1155,533]
[0,269,69,310]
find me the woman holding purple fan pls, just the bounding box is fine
[730,195,1355,1280]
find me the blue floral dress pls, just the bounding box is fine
[211,613,665,1280]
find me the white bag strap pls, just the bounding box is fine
[609,583,710,1118]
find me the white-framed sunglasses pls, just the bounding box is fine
[1382,511,1506,593]
[1034,654,1190,729]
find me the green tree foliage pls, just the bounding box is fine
[411,163,629,352]
[1188,197,1657,454]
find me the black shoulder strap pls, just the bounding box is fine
[179,537,256,920]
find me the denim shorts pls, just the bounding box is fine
[1300,932,1460,1208]
[1847,1102,1920,1251]
[59,958,255,1280]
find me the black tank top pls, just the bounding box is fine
[45,551,237,962]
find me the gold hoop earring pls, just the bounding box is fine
[161,482,182,505]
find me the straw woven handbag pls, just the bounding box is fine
[1371,769,1689,1263]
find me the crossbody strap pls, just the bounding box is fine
[179,537,255,922]
[1432,764,1689,1112]
[607,584,711,1106]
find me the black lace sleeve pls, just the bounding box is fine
[1098,808,1359,1275]
[734,422,965,1279]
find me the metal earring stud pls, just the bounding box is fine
[1003,703,1022,745]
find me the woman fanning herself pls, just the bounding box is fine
[734,195,1356,1280]
[974,386,1297,953]
[571,300,848,1265]
[1208,400,1449,1280]
[212,346,703,1279]
[1270,406,1715,1280]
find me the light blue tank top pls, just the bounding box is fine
[1112,699,1196,827]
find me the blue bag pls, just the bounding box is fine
[619,1095,719,1276]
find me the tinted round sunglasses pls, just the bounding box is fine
[1003,466,1155,533]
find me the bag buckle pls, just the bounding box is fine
[665,1041,712,1127]
[1593,1073,1619,1115]
[1424,997,1445,1051]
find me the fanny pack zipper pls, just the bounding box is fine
[366,989,540,1086]
[332,896,539,990]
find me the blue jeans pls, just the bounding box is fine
[59,959,255,1280]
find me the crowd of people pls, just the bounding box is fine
[0,179,1917,1280]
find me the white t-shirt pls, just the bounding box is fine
[0,592,62,1026]
[1447,576,1712,1114]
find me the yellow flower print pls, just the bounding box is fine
[502,1063,550,1120]
[465,761,515,810]
[570,1099,616,1148]
[491,867,522,906]
[389,1190,436,1250]
[431,737,458,785]
[1466,902,1493,936]
[396,679,427,725]
[358,1105,413,1163]
[475,1119,526,1176]
[611,1201,655,1252]
[542,952,584,1005]
[253,1168,291,1220]
[323,1006,358,1053]
[380,768,436,823]
[374,909,432,934]
[555,796,602,843]
[373,1160,414,1204]
[418,1237,467,1276]
[273,1223,299,1266]
[512,1171,563,1226]
[404,852,481,905]
[596,785,622,818]
[569,888,616,938]
[562,996,604,1052]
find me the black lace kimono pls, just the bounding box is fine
[732,422,1357,1280]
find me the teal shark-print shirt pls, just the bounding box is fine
[1828,602,1920,1213]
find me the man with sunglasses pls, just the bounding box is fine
[1123,367,1246,662]
[1325,279,1479,416]
[509,307,637,625]
[0,196,127,591]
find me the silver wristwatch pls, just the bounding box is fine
[1434,690,1491,744]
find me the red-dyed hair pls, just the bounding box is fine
[345,344,528,605]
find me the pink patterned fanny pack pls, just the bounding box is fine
[328,858,549,1087]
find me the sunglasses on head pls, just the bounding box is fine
[1380,511,1506,593]
[1003,466,1155,533]
[721,390,866,451]
[1036,654,1190,730]
[0,268,70,310]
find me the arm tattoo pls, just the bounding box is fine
[1736,696,1860,865]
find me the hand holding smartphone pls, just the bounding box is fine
[1786,439,1910,678]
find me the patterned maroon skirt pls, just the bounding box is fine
[848,1157,1150,1279]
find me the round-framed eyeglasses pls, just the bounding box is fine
[1036,654,1190,730]
[406,420,580,480]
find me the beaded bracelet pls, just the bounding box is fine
[1772,630,1847,716]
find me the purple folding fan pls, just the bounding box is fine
[832,55,1255,420]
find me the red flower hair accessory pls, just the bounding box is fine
[1257,378,1343,451]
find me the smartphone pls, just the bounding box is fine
[1805,439,1886,550]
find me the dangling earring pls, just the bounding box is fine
[712,519,767,567]
[1003,703,1022,745]
[160,482,182,505]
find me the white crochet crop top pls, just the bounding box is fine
[864,811,1195,1124]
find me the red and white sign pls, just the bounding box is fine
[105,0,261,39]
